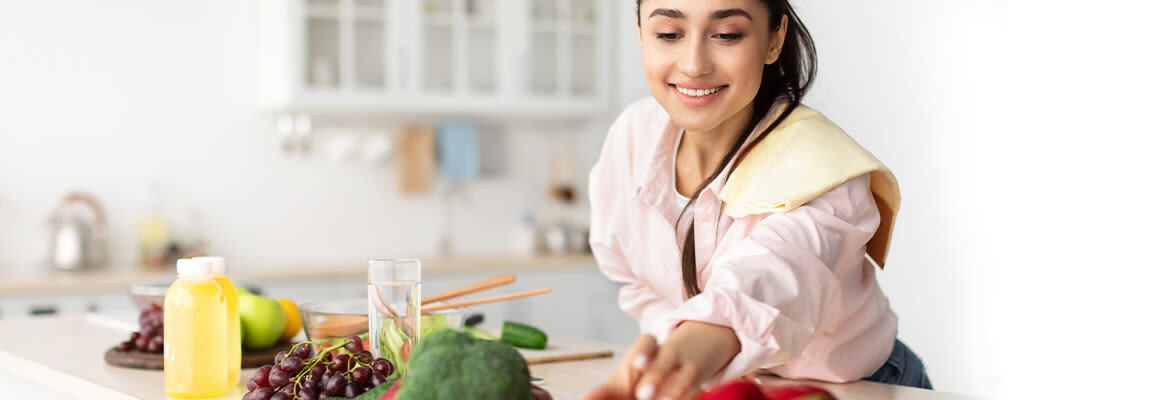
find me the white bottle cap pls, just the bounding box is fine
[176,258,213,277]
[192,256,226,275]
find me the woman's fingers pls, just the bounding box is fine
[580,380,628,400]
[633,346,679,400]
[657,362,700,400]
[626,334,659,390]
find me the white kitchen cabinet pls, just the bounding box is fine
[257,0,612,117]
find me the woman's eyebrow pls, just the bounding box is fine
[711,8,752,21]
[647,8,684,20]
[646,8,752,21]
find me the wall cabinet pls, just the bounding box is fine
[258,0,612,117]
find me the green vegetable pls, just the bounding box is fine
[396,329,533,400]
[464,326,496,341]
[500,321,547,349]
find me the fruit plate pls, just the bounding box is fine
[103,341,296,370]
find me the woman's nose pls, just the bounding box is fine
[678,40,714,77]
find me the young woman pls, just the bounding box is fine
[584,1,931,399]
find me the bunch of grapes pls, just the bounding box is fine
[117,304,164,353]
[244,335,395,400]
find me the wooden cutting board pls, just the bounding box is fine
[515,336,616,365]
[103,341,296,370]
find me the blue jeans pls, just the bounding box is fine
[862,339,933,389]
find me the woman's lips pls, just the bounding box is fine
[670,84,728,107]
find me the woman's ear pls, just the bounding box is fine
[766,15,789,65]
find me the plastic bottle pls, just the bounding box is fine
[193,256,240,387]
[164,258,228,398]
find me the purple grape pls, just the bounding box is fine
[270,392,289,400]
[292,343,312,359]
[359,350,372,359]
[268,367,290,387]
[345,335,363,352]
[333,354,350,372]
[325,375,347,396]
[370,372,386,387]
[274,350,288,365]
[350,366,370,384]
[279,384,295,395]
[118,341,133,351]
[279,356,303,373]
[344,383,361,398]
[147,336,163,353]
[134,335,150,349]
[322,352,334,363]
[321,370,334,383]
[372,359,391,376]
[311,363,326,377]
[251,388,273,400]
[252,366,272,388]
[298,387,318,400]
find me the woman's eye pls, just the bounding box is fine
[656,33,681,42]
[714,33,743,41]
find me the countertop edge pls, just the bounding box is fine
[0,254,599,296]
[0,346,135,400]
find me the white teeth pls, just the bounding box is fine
[675,85,723,98]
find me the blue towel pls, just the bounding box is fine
[436,121,480,180]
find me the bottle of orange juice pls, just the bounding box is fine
[164,258,228,398]
[194,256,240,387]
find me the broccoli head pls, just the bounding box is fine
[396,329,533,400]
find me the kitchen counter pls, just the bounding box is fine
[0,316,975,400]
[0,254,597,296]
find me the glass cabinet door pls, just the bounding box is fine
[305,0,341,89]
[354,0,387,90]
[569,1,596,96]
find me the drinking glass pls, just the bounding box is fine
[368,258,421,377]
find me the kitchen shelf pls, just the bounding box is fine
[258,0,610,117]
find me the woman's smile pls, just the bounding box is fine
[670,83,729,106]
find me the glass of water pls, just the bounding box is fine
[368,258,421,377]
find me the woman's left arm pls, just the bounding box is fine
[632,175,881,399]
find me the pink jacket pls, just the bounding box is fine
[588,97,898,383]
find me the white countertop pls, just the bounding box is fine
[0,254,597,296]
[0,315,974,400]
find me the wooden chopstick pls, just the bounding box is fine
[420,288,551,313]
[422,274,516,305]
[315,288,551,338]
[524,350,614,365]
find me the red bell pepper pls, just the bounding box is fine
[763,384,837,400]
[695,381,769,400]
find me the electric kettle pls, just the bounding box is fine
[46,191,108,271]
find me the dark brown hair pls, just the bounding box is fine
[636,0,818,297]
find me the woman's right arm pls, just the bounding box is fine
[587,111,676,333]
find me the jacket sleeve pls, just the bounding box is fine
[655,174,881,382]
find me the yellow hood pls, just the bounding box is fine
[719,105,901,267]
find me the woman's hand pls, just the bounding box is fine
[582,334,658,400]
[583,322,740,400]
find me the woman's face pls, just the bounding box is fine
[638,0,784,133]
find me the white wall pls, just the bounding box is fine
[792,1,1170,398]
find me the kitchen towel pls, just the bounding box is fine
[436,121,480,180]
[397,126,436,193]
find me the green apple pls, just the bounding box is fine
[238,294,285,349]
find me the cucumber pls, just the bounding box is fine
[500,321,547,349]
